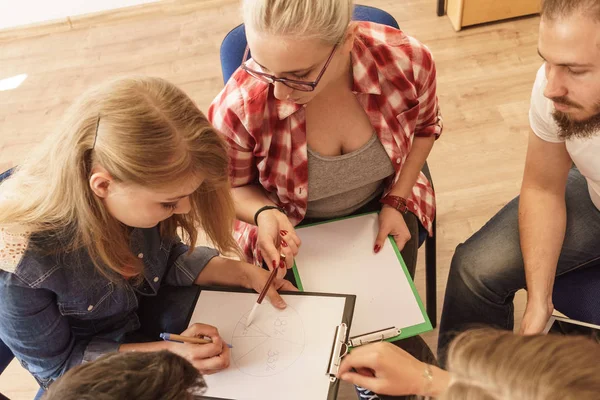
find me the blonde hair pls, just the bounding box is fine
[242,0,354,44]
[444,329,600,400]
[0,77,238,280]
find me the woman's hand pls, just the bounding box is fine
[256,209,301,278]
[338,342,428,396]
[374,206,411,253]
[244,262,298,309]
[167,323,230,375]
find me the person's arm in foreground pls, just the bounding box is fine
[338,342,450,397]
[518,131,572,334]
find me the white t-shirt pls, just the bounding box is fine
[529,65,600,210]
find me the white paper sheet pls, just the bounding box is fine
[295,213,425,337]
[188,291,347,400]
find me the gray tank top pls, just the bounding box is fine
[306,134,395,219]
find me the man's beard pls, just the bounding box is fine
[552,98,600,140]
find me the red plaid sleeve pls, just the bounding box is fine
[208,80,258,187]
[409,37,442,138]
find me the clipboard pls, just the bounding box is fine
[292,212,432,343]
[185,287,356,400]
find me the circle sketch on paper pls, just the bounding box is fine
[231,303,305,377]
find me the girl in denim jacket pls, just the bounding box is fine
[0,76,295,392]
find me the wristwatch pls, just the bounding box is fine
[380,195,409,214]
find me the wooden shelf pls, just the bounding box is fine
[447,0,540,31]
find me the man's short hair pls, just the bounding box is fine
[43,351,207,400]
[541,0,600,21]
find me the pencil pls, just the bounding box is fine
[245,260,281,327]
[160,332,233,348]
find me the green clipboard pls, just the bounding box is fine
[291,211,432,344]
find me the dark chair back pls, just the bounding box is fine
[553,265,600,325]
[0,340,13,376]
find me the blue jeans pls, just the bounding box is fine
[437,168,600,366]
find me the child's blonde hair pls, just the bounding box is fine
[242,0,354,45]
[0,76,238,279]
[445,329,600,400]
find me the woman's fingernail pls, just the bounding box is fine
[281,240,288,247]
[374,245,381,254]
[272,260,277,270]
[279,260,286,269]
[280,230,288,236]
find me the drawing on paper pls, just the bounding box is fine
[231,303,305,377]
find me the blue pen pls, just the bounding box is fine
[160,332,233,348]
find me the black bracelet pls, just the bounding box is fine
[254,205,286,226]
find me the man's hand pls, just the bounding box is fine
[520,297,554,335]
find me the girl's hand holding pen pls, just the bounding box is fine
[167,323,231,374]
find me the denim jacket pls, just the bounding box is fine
[0,225,218,389]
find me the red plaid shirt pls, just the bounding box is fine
[209,22,442,264]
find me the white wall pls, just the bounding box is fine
[0,0,160,30]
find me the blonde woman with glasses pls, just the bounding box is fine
[209,0,442,282]
[0,77,295,395]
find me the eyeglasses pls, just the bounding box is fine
[241,45,337,92]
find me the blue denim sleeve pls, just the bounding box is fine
[0,272,119,389]
[164,239,219,286]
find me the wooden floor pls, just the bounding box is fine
[0,0,538,398]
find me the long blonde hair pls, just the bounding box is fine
[0,77,238,279]
[242,0,354,45]
[444,329,600,400]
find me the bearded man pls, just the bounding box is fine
[437,0,600,365]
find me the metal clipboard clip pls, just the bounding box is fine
[348,326,402,347]
[326,323,349,382]
[327,325,402,382]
